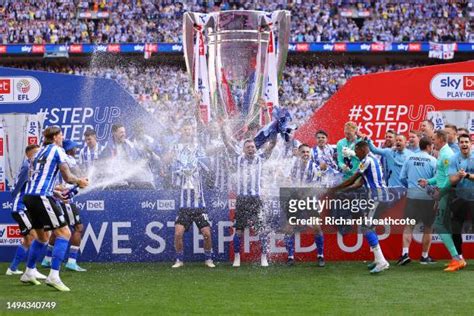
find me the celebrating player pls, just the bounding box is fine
[5,144,43,278]
[367,133,412,187]
[312,130,337,170]
[336,121,361,180]
[42,139,87,272]
[228,138,275,267]
[78,128,105,173]
[448,133,474,267]
[168,120,215,268]
[329,141,390,274]
[21,126,88,291]
[399,137,437,265]
[407,130,421,153]
[285,144,326,267]
[418,130,465,272]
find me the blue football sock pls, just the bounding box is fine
[284,234,295,258]
[176,251,184,262]
[9,245,28,271]
[204,250,212,261]
[233,233,241,254]
[315,233,324,257]
[51,237,69,271]
[364,230,379,248]
[26,240,47,269]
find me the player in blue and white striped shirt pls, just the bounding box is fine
[42,140,87,272]
[78,128,105,173]
[330,141,389,274]
[168,120,214,269]
[21,126,88,291]
[6,144,42,277]
[312,130,337,170]
[285,144,326,267]
[229,138,276,267]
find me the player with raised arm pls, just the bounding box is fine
[226,137,276,267]
[168,120,215,269]
[20,126,88,291]
[329,141,390,274]
[366,133,412,188]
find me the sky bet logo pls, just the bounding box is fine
[430,73,474,100]
[2,201,13,210]
[76,200,105,211]
[0,225,21,238]
[140,200,175,211]
[0,79,11,94]
[463,76,474,90]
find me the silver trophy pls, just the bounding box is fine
[183,10,290,137]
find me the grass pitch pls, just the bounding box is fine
[1,261,473,315]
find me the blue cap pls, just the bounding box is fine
[63,139,80,152]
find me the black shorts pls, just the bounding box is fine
[404,198,436,227]
[234,195,263,230]
[60,203,82,226]
[11,211,33,236]
[450,197,474,233]
[362,200,393,228]
[23,195,67,231]
[175,208,210,231]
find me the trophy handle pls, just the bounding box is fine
[274,10,291,82]
[183,12,197,81]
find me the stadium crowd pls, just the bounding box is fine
[0,0,471,44]
[12,62,417,126]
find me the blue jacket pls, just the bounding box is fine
[11,159,30,198]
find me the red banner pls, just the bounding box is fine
[296,61,474,147]
[291,61,474,260]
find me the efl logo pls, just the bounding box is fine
[7,225,21,238]
[87,200,105,211]
[156,200,175,211]
[463,76,474,90]
[0,79,10,94]
[0,76,41,103]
